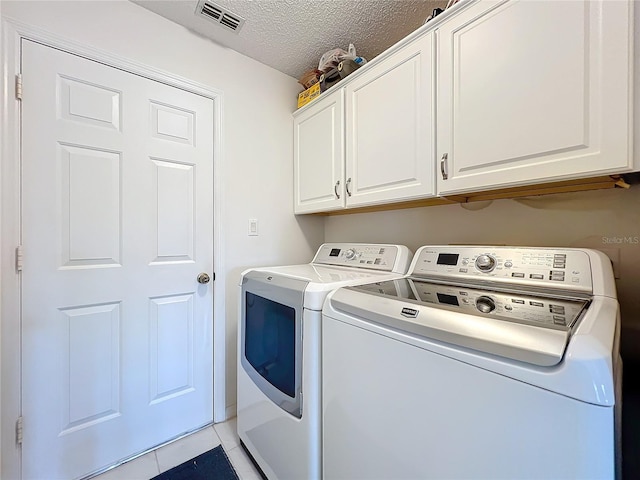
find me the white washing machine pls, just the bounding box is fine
[323,246,621,480]
[237,243,412,480]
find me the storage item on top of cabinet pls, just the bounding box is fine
[293,32,435,214]
[294,90,344,214]
[344,32,435,207]
[297,82,321,108]
[436,0,634,195]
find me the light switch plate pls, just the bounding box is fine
[248,218,258,236]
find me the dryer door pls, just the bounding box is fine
[241,272,307,418]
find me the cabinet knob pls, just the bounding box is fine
[440,153,449,180]
[334,180,341,199]
[346,177,352,197]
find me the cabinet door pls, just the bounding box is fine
[437,0,633,195]
[345,33,435,208]
[294,90,345,214]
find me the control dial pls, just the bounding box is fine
[476,296,496,314]
[475,254,497,272]
[344,248,358,260]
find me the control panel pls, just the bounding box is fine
[313,244,404,272]
[410,280,588,330]
[349,278,589,330]
[410,246,594,293]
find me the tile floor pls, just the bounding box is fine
[92,417,263,480]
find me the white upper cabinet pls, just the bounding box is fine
[436,0,634,195]
[293,0,635,213]
[345,32,436,207]
[294,90,345,214]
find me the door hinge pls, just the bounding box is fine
[16,416,23,445]
[16,245,23,272]
[15,74,22,101]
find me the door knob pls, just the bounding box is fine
[197,273,211,284]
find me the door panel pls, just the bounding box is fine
[60,303,121,434]
[60,144,121,267]
[149,294,195,403]
[21,40,214,479]
[152,159,195,263]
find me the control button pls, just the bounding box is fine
[475,254,497,273]
[550,276,565,282]
[572,277,580,283]
[550,305,565,314]
[550,270,564,276]
[511,272,525,278]
[461,259,469,266]
[344,248,358,260]
[553,315,566,325]
[504,305,513,311]
[529,301,544,307]
[504,261,513,268]
[476,296,496,313]
[554,254,567,260]
[459,268,468,273]
[512,299,525,304]
[530,274,544,280]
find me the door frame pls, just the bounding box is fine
[1,17,227,480]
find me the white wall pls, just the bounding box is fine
[0,0,323,435]
[325,186,640,360]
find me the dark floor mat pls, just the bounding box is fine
[151,445,239,480]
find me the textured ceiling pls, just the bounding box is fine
[132,0,448,80]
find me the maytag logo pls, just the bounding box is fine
[401,307,419,318]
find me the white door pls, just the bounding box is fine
[21,40,214,479]
[345,32,435,207]
[436,0,633,195]
[293,89,345,214]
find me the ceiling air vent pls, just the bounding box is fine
[196,0,245,33]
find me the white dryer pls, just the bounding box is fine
[322,246,621,479]
[237,243,412,480]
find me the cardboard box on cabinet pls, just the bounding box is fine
[297,83,321,108]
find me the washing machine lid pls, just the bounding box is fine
[249,263,406,310]
[239,243,413,310]
[331,278,591,367]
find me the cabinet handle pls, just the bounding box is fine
[346,177,352,197]
[334,180,341,199]
[440,153,449,180]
